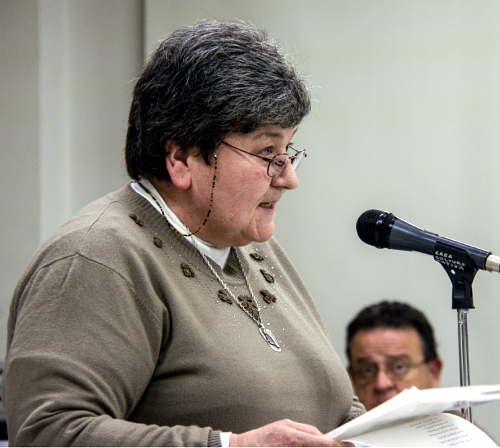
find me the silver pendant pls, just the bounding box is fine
[259,326,281,352]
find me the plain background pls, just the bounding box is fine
[2,0,500,442]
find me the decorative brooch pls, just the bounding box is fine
[260,269,274,283]
[181,262,195,277]
[129,213,144,226]
[218,289,233,305]
[260,289,277,304]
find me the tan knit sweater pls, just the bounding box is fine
[3,184,364,446]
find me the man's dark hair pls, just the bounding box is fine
[346,301,438,363]
[125,19,311,181]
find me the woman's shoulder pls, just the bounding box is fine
[27,185,161,273]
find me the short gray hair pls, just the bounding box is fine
[125,19,311,181]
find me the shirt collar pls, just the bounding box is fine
[130,179,231,268]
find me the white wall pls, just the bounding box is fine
[1,0,41,360]
[0,0,143,365]
[2,0,500,442]
[38,0,143,239]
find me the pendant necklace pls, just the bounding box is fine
[135,179,281,353]
[197,247,281,353]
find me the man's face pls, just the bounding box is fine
[348,327,442,411]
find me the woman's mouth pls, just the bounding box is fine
[259,202,272,209]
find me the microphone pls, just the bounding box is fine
[356,209,500,273]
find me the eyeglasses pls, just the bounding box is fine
[353,360,427,386]
[221,141,307,178]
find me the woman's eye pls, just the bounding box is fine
[259,147,273,156]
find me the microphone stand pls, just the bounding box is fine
[435,242,476,423]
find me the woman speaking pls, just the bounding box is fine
[3,20,364,447]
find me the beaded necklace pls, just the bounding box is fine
[135,154,282,352]
[197,247,281,352]
[137,149,218,237]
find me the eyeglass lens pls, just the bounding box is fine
[355,360,421,385]
[268,150,305,177]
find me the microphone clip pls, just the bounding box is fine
[434,241,476,310]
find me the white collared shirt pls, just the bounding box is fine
[130,179,230,268]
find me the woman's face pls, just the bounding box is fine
[189,124,299,248]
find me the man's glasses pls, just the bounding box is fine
[353,360,427,386]
[221,141,307,178]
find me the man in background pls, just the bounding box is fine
[346,300,443,411]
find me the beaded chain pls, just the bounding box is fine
[196,246,281,352]
[200,248,264,328]
[136,149,281,352]
[137,149,218,237]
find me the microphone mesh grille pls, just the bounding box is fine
[356,209,392,247]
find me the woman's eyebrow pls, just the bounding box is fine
[253,128,298,140]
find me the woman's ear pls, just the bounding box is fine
[165,141,192,190]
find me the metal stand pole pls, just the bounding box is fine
[457,309,472,422]
[435,241,477,424]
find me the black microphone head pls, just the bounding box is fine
[356,209,397,249]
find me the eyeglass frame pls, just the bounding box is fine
[352,359,428,386]
[221,141,307,178]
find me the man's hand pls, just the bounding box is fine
[229,419,353,447]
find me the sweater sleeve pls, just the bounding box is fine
[340,396,366,425]
[3,254,221,447]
